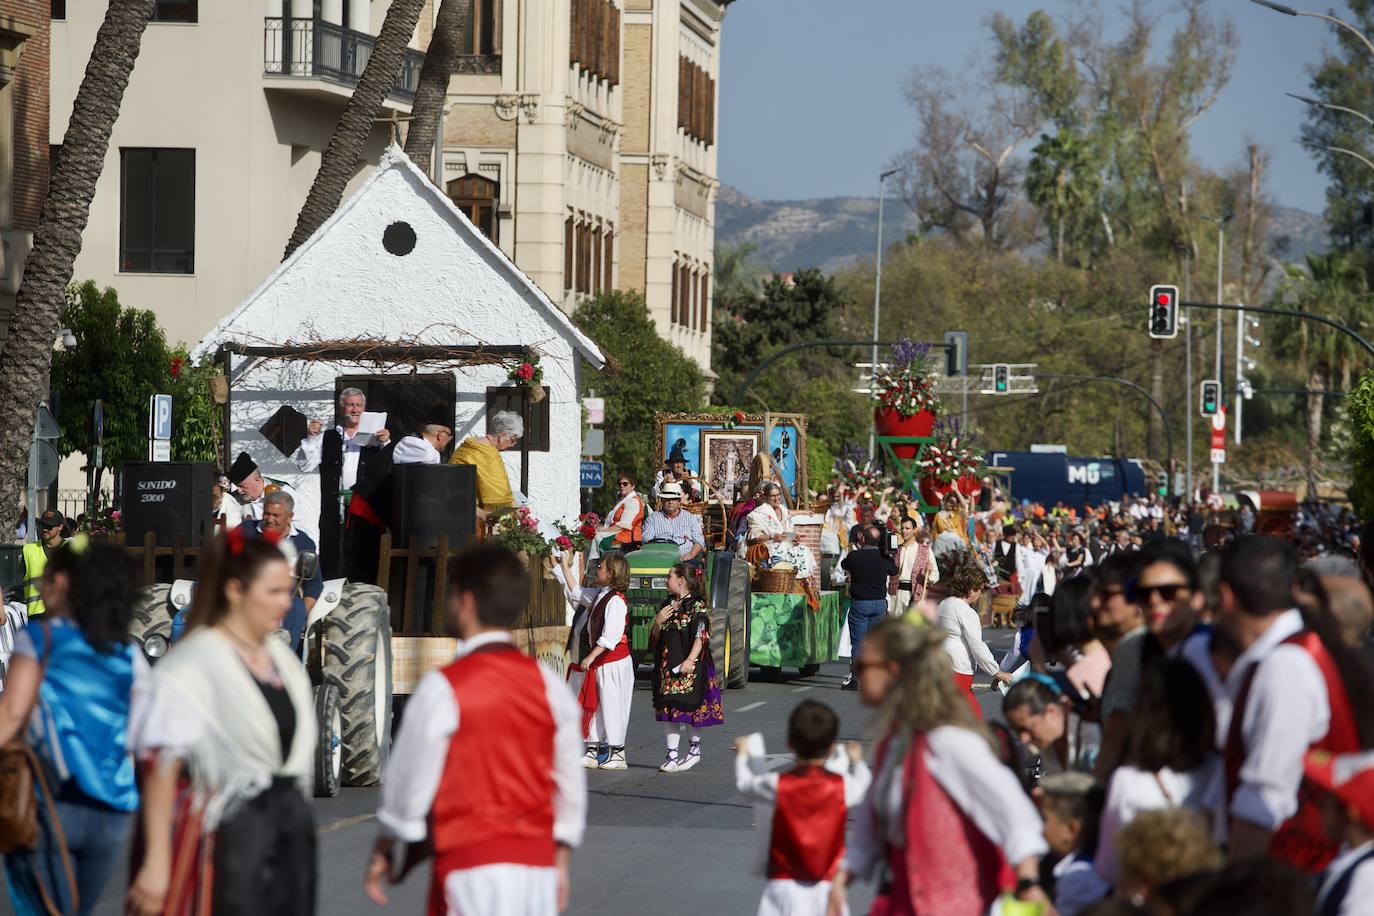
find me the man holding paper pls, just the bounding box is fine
[294,386,390,577]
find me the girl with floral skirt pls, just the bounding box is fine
[651,562,725,772]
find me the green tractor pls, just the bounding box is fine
[618,542,751,688]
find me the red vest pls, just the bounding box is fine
[432,644,557,875]
[768,766,847,881]
[609,497,644,545]
[1225,629,1360,874]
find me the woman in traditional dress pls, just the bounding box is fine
[931,491,971,565]
[0,539,142,915]
[595,472,644,553]
[651,562,724,774]
[126,530,316,916]
[555,552,634,770]
[829,620,1051,915]
[744,482,792,566]
[890,515,939,624]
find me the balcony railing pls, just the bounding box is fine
[264,18,423,103]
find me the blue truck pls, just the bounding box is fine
[987,450,1149,508]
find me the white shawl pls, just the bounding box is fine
[128,627,316,829]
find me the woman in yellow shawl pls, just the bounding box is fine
[449,410,522,521]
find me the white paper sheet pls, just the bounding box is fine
[355,411,387,447]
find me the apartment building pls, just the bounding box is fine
[0,0,48,341]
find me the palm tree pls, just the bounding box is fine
[1273,252,1373,493]
[1025,128,1100,264]
[284,0,428,258]
[404,0,471,177]
[0,0,156,534]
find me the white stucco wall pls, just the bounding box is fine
[196,148,602,536]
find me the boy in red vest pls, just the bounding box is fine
[734,700,871,916]
[364,543,588,915]
[1218,536,1361,873]
[1306,748,1374,916]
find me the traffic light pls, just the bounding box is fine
[1200,379,1220,417]
[993,364,1010,394]
[944,330,968,376]
[1149,284,1179,339]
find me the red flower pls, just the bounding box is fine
[516,362,535,381]
[556,535,573,549]
[170,357,184,379]
[579,524,597,539]
[732,410,746,423]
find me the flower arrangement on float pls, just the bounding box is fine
[492,506,551,557]
[915,417,985,507]
[552,512,601,553]
[831,443,885,501]
[871,338,942,458]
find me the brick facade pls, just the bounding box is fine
[1,0,49,231]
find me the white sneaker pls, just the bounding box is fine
[582,747,600,769]
[599,748,627,770]
[677,747,702,771]
[659,753,682,773]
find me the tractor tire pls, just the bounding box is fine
[321,583,393,787]
[314,680,343,798]
[129,585,174,645]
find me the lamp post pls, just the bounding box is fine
[869,167,901,458]
[1201,213,1233,494]
[1251,0,1374,58]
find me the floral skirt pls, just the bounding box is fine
[655,654,725,727]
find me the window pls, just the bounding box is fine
[48,145,60,183]
[570,0,619,86]
[153,0,197,22]
[50,0,65,20]
[447,174,499,243]
[591,228,602,294]
[677,56,715,146]
[671,260,679,325]
[120,148,195,274]
[602,227,613,291]
[462,0,498,55]
[564,216,575,291]
[485,387,550,452]
[699,273,709,331]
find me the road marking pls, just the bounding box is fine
[736,701,766,712]
[791,685,813,693]
[318,813,374,835]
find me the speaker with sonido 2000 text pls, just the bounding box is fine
[390,463,477,550]
[121,461,218,547]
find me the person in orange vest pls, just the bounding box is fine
[596,472,644,550]
[365,543,587,914]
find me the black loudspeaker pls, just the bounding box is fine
[121,462,217,547]
[390,464,477,550]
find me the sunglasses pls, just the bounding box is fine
[618,481,632,487]
[1131,583,1190,603]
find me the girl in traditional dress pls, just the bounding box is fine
[651,562,725,773]
[555,552,634,770]
[931,491,971,565]
[126,531,317,916]
[830,620,1051,915]
[890,515,939,624]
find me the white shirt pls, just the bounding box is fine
[294,425,367,491]
[937,596,1000,677]
[375,632,587,849]
[1226,609,1329,830]
[896,542,940,586]
[1094,759,1225,885]
[391,435,441,466]
[553,566,628,654]
[844,725,1047,878]
[735,752,872,877]
[1316,841,1374,916]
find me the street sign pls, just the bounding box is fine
[93,399,104,445]
[28,441,59,488]
[583,397,605,425]
[583,429,605,457]
[149,394,173,441]
[1211,448,1226,464]
[580,460,604,488]
[151,440,171,462]
[34,403,59,440]
[1210,407,1226,465]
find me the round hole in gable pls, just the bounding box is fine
[382,221,417,256]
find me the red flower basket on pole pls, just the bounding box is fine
[915,419,984,505]
[871,338,942,459]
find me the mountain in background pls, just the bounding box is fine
[715,184,1330,275]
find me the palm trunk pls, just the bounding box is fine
[284,0,428,258]
[0,0,154,534]
[1305,366,1325,498]
[404,0,471,177]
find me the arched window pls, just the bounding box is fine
[447,173,499,243]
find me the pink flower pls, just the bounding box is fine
[556,535,572,549]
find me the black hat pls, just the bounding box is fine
[424,405,453,430]
[667,444,688,466]
[38,509,63,530]
[229,451,258,485]
[1003,524,1018,537]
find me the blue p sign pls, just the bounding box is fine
[151,394,173,440]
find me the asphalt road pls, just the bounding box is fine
[87,629,1015,916]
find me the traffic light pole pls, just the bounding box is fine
[1181,301,1374,360]
[732,339,950,410]
[1034,373,1173,498]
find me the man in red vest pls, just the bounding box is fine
[364,543,588,914]
[1219,536,1361,873]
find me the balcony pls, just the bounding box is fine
[264,18,423,105]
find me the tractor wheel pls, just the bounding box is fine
[313,680,343,798]
[321,583,393,787]
[129,585,174,648]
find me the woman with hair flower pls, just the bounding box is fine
[651,563,725,773]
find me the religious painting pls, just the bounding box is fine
[700,430,761,505]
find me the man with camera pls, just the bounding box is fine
[840,524,898,690]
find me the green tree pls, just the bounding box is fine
[573,290,704,513]
[168,350,222,464]
[1025,127,1102,264]
[1346,369,1374,518]
[50,281,172,489]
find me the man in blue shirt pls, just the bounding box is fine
[641,482,705,561]
[239,490,324,649]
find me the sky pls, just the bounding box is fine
[717,0,1338,213]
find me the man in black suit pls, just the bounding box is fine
[295,386,390,578]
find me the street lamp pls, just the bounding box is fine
[870,166,902,457]
[1251,0,1374,58]
[1201,213,1233,491]
[1287,92,1374,128]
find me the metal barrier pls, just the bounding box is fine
[264,17,423,102]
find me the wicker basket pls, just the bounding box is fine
[756,567,798,594]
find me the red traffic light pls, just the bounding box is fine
[1156,292,1171,306]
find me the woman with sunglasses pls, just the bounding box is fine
[595,474,644,552]
[830,620,1050,915]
